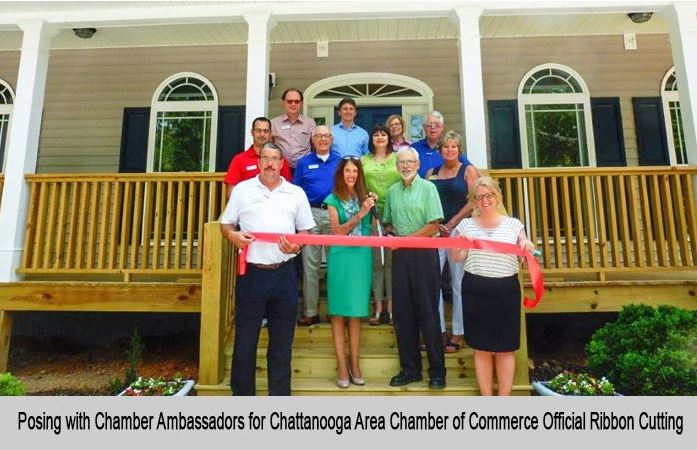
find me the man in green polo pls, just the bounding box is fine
[383,146,446,390]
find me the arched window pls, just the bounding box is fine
[0,79,14,172]
[148,72,218,172]
[305,73,433,142]
[518,64,595,167]
[661,67,686,165]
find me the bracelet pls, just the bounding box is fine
[295,244,305,255]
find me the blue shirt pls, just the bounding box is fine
[331,123,369,158]
[411,138,471,177]
[293,151,341,206]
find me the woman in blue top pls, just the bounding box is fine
[425,130,479,353]
[324,157,375,388]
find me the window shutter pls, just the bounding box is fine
[487,100,521,169]
[119,107,150,173]
[591,97,626,166]
[632,97,670,166]
[216,106,246,172]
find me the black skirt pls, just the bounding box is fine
[461,271,520,352]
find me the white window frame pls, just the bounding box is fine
[517,63,596,168]
[147,72,219,172]
[661,66,685,166]
[0,79,15,172]
[304,72,434,139]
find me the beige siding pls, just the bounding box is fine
[15,34,675,173]
[38,45,247,173]
[0,51,20,94]
[268,40,463,128]
[482,34,673,166]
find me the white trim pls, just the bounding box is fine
[661,66,684,165]
[147,71,219,172]
[0,78,14,171]
[517,63,596,168]
[304,72,433,132]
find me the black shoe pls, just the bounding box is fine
[389,371,423,387]
[429,377,446,390]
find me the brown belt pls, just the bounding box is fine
[248,261,287,270]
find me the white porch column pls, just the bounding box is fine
[243,12,275,148]
[455,7,487,169]
[665,3,697,165]
[0,21,57,282]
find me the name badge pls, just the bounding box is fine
[308,164,319,169]
[245,164,257,171]
[281,125,291,130]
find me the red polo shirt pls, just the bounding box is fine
[223,145,292,186]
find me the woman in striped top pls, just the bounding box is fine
[448,176,535,396]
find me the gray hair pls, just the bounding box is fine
[396,146,420,161]
[427,110,444,125]
[261,142,282,157]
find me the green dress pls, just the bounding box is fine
[323,193,372,318]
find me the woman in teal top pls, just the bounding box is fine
[324,157,375,388]
[361,124,402,326]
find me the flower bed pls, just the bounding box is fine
[119,376,194,396]
[533,371,617,396]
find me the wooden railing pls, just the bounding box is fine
[20,173,228,280]
[199,221,236,386]
[490,166,697,278]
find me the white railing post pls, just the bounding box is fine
[455,6,487,169]
[242,11,275,148]
[0,20,58,282]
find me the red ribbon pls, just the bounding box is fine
[238,233,543,308]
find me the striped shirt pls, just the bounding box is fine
[454,216,523,278]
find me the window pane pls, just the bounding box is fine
[158,77,213,101]
[670,101,687,164]
[0,86,12,105]
[526,103,587,167]
[154,111,212,172]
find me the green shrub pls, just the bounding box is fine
[586,304,697,395]
[0,373,26,396]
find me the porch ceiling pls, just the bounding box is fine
[0,11,670,51]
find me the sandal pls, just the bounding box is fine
[369,312,383,326]
[386,311,394,326]
[450,334,466,349]
[443,340,460,353]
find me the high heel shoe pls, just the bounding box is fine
[337,366,350,388]
[347,365,365,386]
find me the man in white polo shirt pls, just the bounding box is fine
[220,142,315,396]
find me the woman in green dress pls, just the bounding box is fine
[324,157,375,388]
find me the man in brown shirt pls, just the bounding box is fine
[271,88,317,169]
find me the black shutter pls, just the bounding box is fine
[119,107,150,173]
[487,100,521,169]
[216,105,246,172]
[591,97,626,166]
[632,97,670,166]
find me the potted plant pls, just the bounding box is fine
[118,374,194,397]
[533,371,617,396]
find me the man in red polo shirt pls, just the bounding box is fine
[224,116,292,198]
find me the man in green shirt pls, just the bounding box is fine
[383,147,446,390]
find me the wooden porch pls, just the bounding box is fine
[0,167,696,394]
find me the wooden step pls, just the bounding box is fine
[234,323,399,348]
[223,346,476,380]
[196,377,532,396]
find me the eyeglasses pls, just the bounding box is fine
[259,156,282,164]
[252,128,271,134]
[285,99,301,105]
[474,192,495,202]
[397,159,418,166]
[389,122,402,128]
[342,156,360,161]
[423,123,443,130]
[313,133,332,139]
